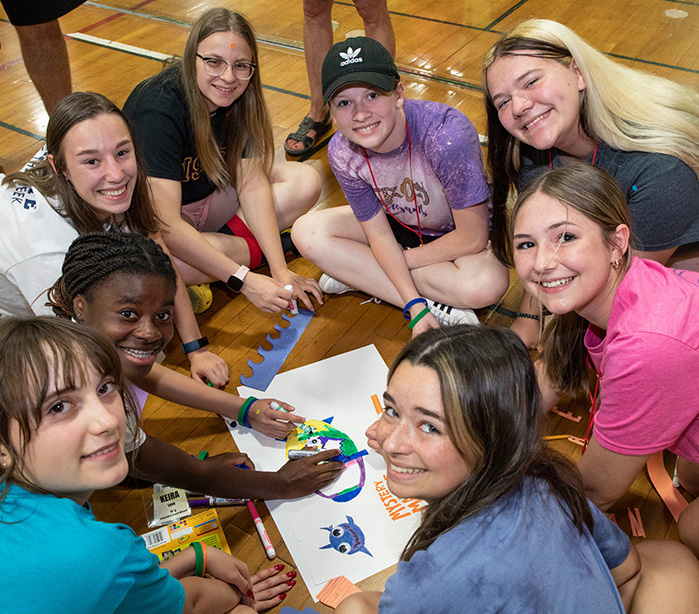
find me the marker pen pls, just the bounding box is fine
[284,284,298,314]
[188,497,248,507]
[270,401,290,413]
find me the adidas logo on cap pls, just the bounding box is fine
[339,46,362,67]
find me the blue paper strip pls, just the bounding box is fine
[239,309,314,392]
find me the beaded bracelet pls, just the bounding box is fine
[238,396,257,428]
[191,541,207,577]
[515,312,540,321]
[408,306,431,330]
[403,297,428,320]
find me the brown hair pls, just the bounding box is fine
[0,317,135,494]
[3,92,160,235]
[181,8,273,189]
[391,325,593,561]
[510,163,632,395]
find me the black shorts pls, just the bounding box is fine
[2,0,85,26]
[386,214,439,249]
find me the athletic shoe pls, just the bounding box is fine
[280,229,299,258]
[319,274,355,295]
[187,284,213,314]
[426,298,479,327]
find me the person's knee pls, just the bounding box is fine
[291,213,321,259]
[284,163,321,217]
[303,0,334,21]
[678,500,699,558]
[632,540,699,613]
[452,260,509,308]
[353,0,389,24]
[677,458,699,496]
[15,20,63,45]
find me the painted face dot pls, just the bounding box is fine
[230,43,236,48]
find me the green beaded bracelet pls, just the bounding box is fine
[408,306,431,330]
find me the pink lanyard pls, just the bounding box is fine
[549,142,598,169]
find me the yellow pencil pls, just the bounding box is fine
[543,435,571,441]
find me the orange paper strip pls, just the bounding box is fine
[371,394,383,414]
[646,451,689,523]
[550,406,582,423]
[627,507,646,538]
[317,575,362,609]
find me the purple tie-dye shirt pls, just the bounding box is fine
[328,99,491,237]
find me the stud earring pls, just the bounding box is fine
[1,461,7,469]
[611,259,621,269]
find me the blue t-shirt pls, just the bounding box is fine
[379,478,629,614]
[0,484,185,614]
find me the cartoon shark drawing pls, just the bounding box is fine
[320,515,372,557]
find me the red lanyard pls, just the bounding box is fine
[582,354,601,455]
[363,118,423,245]
[549,142,598,169]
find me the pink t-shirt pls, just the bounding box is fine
[585,257,699,462]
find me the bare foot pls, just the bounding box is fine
[284,107,331,154]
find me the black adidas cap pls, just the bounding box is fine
[322,36,399,104]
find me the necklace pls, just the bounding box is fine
[363,118,423,245]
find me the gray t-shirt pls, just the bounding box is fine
[517,144,699,252]
[380,477,629,614]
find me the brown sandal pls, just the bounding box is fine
[284,111,332,156]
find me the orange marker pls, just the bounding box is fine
[371,394,382,414]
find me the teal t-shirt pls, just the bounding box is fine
[0,484,185,614]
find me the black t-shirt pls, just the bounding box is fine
[123,65,228,206]
[1,0,85,26]
[516,143,699,252]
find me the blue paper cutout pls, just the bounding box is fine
[240,309,314,392]
[320,515,372,557]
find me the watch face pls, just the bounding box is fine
[227,273,244,292]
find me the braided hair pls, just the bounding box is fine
[48,231,177,318]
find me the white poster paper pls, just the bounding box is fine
[229,346,423,599]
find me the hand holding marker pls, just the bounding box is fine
[284,284,298,314]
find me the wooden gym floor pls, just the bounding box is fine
[1,1,698,611]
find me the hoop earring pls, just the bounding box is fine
[611,258,621,269]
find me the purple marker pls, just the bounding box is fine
[188,497,248,507]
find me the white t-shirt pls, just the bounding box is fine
[0,150,79,317]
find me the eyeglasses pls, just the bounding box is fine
[196,54,256,79]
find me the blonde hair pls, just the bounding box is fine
[482,18,699,264]
[181,8,273,189]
